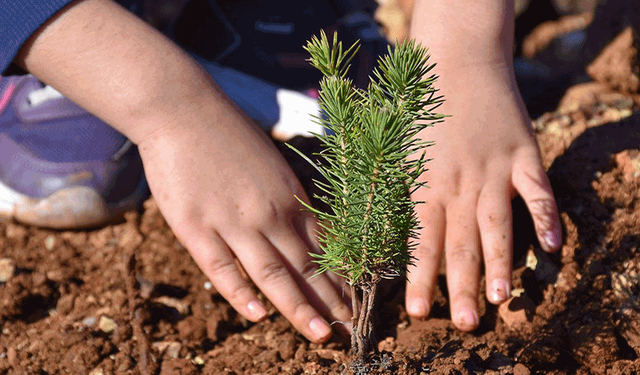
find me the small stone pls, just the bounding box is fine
[0,258,16,282]
[153,341,170,354]
[153,296,189,316]
[166,342,181,359]
[193,356,205,365]
[203,281,212,290]
[89,368,104,375]
[44,235,56,251]
[5,224,27,242]
[98,316,117,333]
[525,250,537,270]
[498,295,536,327]
[513,363,531,375]
[82,316,97,327]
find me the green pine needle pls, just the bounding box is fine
[289,31,445,285]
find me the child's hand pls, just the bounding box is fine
[15,0,351,343]
[137,109,351,343]
[404,61,562,331]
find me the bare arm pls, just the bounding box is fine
[15,0,351,342]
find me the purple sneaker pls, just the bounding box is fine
[0,75,149,229]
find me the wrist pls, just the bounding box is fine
[409,0,515,68]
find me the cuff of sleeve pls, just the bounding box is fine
[0,0,76,73]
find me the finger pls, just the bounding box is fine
[179,228,269,323]
[269,216,353,332]
[297,210,352,302]
[405,202,445,318]
[229,232,334,343]
[512,151,562,252]
[445,196,482,332]
[477,181,513,305]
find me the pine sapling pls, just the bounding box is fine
[290,31,445,367]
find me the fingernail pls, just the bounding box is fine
[247,300,267,321]
[407,298,429,317]
[544,230,561,250]
[490,279,511,303]
[456,309,479,331]
[309,317,332,342]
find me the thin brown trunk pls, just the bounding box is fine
[350,279,379,369]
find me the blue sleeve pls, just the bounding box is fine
[0,0,144,74]
[0,0,75,73]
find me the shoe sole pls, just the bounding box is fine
[0,174,149,229]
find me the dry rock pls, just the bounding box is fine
[98,316,117,333]
[154,296,190,316]
[5,224,27,242]
[513,363,532,375]
[153,340,182,359]
[0,258,16,282]
[43,235,56,251]
[166,342,181,358]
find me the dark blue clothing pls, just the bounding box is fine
[0,0,74,72]
[0,0,142,74]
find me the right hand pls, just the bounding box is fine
[405,60,562,331]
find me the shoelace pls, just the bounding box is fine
[0,77,16,116]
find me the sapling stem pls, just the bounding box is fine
[289,31,445,370]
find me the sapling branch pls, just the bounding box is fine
[289,31,445,369]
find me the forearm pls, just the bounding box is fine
[409,0,515,68]
[15,0,245,145]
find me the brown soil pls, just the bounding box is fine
[2,3,640,375]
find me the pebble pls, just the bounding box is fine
[513,363,531,375]
[154,296,190,316]
[153,341,182,358]
[5,224,27,241]
[0,258,16,282]
[203,281,212,290]
[82,316,97,327]
[98,316,117,333]
[44,235,56,251]
[166,342,181,359]
[89,368,104,375]
[193,356,205,365]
